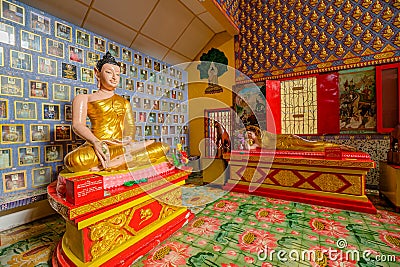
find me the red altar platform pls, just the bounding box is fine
[223,149,377,214]
[48,168,194,267]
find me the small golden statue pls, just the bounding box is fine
[64,52,169,172]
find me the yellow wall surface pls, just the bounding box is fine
[186,32,235,156]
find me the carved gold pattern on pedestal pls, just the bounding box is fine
[139,208,153,226]
[66,170,190,220]
[89,211,131,260]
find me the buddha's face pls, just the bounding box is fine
[98,63,120,91]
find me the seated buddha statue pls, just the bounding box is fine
[245,125,357,152]
[64,52,169,173]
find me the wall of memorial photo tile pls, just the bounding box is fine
[0,0,189,204]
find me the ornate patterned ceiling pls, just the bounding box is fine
[216,0,400,81]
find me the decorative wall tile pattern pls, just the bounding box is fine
[0,0,188,203]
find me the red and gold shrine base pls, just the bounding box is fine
[48,169,194,267]
[223,150,377,214]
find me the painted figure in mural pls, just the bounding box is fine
[208,62,218,86]
[245,125,357,151]
[64,52,169,172]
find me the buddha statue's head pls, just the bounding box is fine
[95,52,121,90]
[96,51,119,71]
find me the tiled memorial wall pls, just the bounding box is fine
[0,0,188,207]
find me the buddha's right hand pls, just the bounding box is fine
[93,140,110,169]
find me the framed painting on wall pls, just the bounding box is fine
[3,170,27,193]
[46,38,64,58]
[31,11,50,34]
[14,101,37,120]
[55,21,71,41]
[10,50,32,71]
[339,67,376,133]
[18,146,40,166]
[1,124,25,144]
[0,22,15,45]
[0,148,12,169]
[30,124,50,142]
[32,167,52,187]
[20,30,41,52]
[1,0,24,25]
[0,98,8,120]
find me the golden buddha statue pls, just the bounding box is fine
[245,125,356,152]
[64,52,169,172]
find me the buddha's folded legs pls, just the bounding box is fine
[64,142,169,172]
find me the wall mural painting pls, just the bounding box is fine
[339,67,376,133]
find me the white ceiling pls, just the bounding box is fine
[19,0,232,65]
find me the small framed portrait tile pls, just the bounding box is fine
[30,124,50,142]
[29,80,48,99]
[144,57,152,69]
[18,146,40,166]
[55,21,71,41]
[129,66,138,78]
[10,50,32,71]
[31,11,50,34]
[94,36,106,52]
[120,62,127,75]
[32,166,52,187]
[42,103,60,120]
[46,38,64,58]
[122,48,131,62]
[66,143,78,153]
[45,145,63,162]
[76,29,90,48]
[3,170,27,193]
[81,67,94,83]
[87,52,100,67]
[1,0,24,25]
[134,53,142,65]
[125,79,134,91]
[0,98,8,120]
[108,43,120,58]
[69,46,84,63]
[64,104,72,121]
[1,124,25,144]
[136,81,144,93]
[132,97,141,108]
[54,124,72,141]
[62,63,77,80]
[38,56,57,76]
[0,148,12,169]
[154,62,161,72]
[14,101,37,120]
[75,87,88,96]
[0,22,15,45]
[53,83,71,102]
[140,69,148,80]
[20,30,41,52]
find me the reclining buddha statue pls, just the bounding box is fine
[245,125,357,152]
[64,52,169,173]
